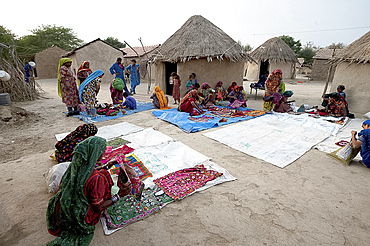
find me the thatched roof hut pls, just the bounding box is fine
[155,15,252,95]
[246,37,298,80]
[329,31,370,114]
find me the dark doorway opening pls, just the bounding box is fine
[259,60,269,77]
[165,62,177,95]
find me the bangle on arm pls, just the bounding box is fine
[111,194,120,203]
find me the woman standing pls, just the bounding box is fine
[79,69,104,117]
[47,136,130,245]
[263,69,283,111]
[126,59,140,94]
[77,61,92,86]
[171,72,181,104]
[58,58,80,116]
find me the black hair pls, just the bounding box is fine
[194,83,200,88]
[131,59,136,63]
[337,85,345,90]
[117,57,122,61]
[264,71,269,75]
[171,72,177,76]
[192,73,196,77]
[123,92,129,97]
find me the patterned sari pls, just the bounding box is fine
[58,58,79,108]
[77,61,92,86]
[172,76,181,101]
[263,69,283,111]
[178,89,198,113]
[153,86,171,109]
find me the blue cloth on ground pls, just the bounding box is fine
[152,107,265,133]
[69,101,154,123]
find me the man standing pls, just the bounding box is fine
[109,58,130,94]
[126,59,140,94]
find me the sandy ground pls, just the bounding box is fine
[1,78,369,245]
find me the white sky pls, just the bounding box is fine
[1,0,370,49]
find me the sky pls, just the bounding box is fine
[2,0,370,50]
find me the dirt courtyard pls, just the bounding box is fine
[0,78,369,245]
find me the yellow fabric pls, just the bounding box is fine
[263,101,274,111]
[57,58,72,98]
[155,86,171,109]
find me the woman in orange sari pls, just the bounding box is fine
[263,69,283,111]
[151,86,171,109]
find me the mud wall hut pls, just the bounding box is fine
[34,46,67,79]
[311,49,342,81]
[154,15,252,95]
[330,31,370,114]
[65,38,126,84]
[246,37,298,81]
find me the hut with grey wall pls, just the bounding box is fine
[154,15,253,95]
[311,49,342,81]
[246,37,298,81]
[330,31,370,114]
[65,38,125,84]
[34,46,67,79]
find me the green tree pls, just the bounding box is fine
[104,37,126,49]
[326,42,346,49]
[298,42,318,65]
[238,41,253,53]
[16,24,83,56]
[0,26,17,59]
[279,35,302,54]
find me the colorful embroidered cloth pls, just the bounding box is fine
[125,154,152,181]
[101,145,134,164]
[104,188,174,229]
[106,138,130,149]
[188,115,214,122]
[153,165,223,200]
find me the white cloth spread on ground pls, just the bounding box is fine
[315,118,364,161]
[55,122,143,141]
[204,114,333,168]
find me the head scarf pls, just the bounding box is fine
[181,89,198,105]
[363,120,370,127]
[47,136,107,245]
[266,69,283,93]
[77,61,92,86]
[79,69,104,101]
[112,78,125,91]
[201,82,210,89]
[154,86,171,109]
[216,81,223,88]
[282,90,294,97]
[57,58,72,98]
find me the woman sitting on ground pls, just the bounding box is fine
[351,120,370,168]
[326,92,347,117]
[263,69,283,111]
[47,136,131,245]
[215,81,228,101]
[110,78,125,105]
[227,86,244,103]
[227,81,237,93]
[178,83,204,114]
[274,91,294,113]
[150,86,171,109]
[199,82,215,107]
[54,123,98,163]
[79,69,104,117]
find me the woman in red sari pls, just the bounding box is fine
[263,69,283,111]
[77,61,92,86]
[171,72,181,104]
[178,83,203,114]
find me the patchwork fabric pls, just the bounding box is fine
[101,145,134,164]
[104,188,174,229]
[125,154,152,181]
[153,164,223,200]
[107,138,130,149]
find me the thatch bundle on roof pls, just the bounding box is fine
[156,15,252,63]
[330,31,370,65]
[250,37,298,63]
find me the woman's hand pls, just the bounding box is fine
[351,130,357,136]
[118,184,132,197]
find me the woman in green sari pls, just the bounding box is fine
[46,136,129,245]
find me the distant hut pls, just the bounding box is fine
[65,38,126,84]
[34,46,67,79]
[246,37,298,80]
[330,31,370,114]
[311,49,342,81]
[154,15,253,95]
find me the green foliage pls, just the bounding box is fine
[104,37,126,49]
[298,42,318,65]
[326,42,346,49]
[279,35,302,54]
[0,26,17,59]
[16,24,83,56]
[238,41,253,53]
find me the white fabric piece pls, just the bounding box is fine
[269,113,347,136]
[43,162,70,193]
[315,119,364,161]
[100,160,236,235]
[124,128,175,149]
[55,122,143,141]
[204,114,331,168]
[364,112,370,119]
[133,141,210,188]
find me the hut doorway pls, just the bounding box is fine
[259,60,269,77]
[165,62,177,95]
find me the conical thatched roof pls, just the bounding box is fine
[250,37,298,63]
[330,31,370,65]
[156,15,252,63]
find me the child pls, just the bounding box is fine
[171,72,181,104]
[186,74,194,90]
[122,92,137,110]
[192,73,197,84]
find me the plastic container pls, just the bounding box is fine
[0,70,10,81]
[29,61,36,67]
[0,93,11,105]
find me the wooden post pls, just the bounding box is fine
[322,48,336,97]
